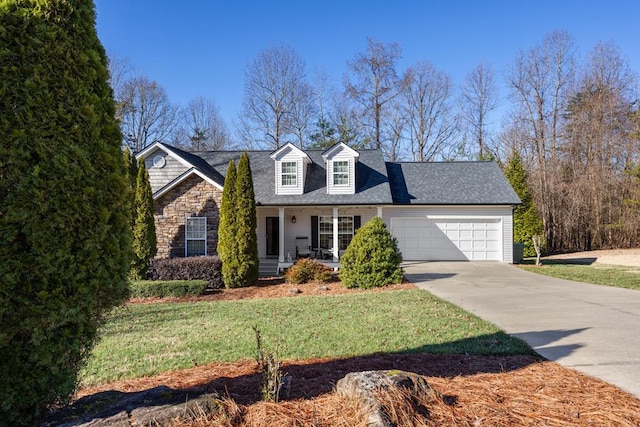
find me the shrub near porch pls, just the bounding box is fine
[340,216,404,289]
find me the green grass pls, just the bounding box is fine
[518,260,640,290]
[82,290,533,386]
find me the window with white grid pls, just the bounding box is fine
[333,160,349,186]
[281,161,297,186]
[185,217,207,256]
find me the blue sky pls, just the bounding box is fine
[94,1,640,127]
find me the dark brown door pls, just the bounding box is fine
[266,217,279,256]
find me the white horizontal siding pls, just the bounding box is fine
[326,150,356,195]
[274,153,304,195]
[502,212,514,263]
[257,206,380,260]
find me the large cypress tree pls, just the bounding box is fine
[231,152,259,287]
[0,0,131,424]
[504,151,544,257]
[131,161,157,279]
[218,160,238,287]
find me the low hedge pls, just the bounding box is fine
[129,280,208,298]
[148,256,223,289]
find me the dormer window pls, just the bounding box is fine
[270,142,310,195]
[281,161,297,187]
[333,160,349,186]
[322,142,359,195]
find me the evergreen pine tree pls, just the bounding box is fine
[218,160,238,287]
[504,151,544,257]
[131,161,157,279]
[0,0,131,423]
[230,152,259,287]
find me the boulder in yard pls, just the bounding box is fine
[336,370,431,427]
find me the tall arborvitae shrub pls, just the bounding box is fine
[504,151,545,257]
[230,152,259,287]
[0,1,131,424]
[218,160,238,287]
[340,217,403,289]
[124,147,138,228]
[131,161,157,279]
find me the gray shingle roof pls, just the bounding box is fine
[159,143,520,206]
[194,149,394,205]
[386,161,521,205]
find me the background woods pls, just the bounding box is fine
[108,31,640,254]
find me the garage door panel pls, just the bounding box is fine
[392,217,501,261]
[446,230,459,239]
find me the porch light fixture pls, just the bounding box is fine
[291,216,296,223]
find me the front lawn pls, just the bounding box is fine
[82,289,533,386]
[518,260,640,290]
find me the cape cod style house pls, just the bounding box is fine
[137,141,521,275]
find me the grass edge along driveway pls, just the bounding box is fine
[82,289,534,387]
[518,261,640,290]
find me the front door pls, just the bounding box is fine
[266,217,279,257]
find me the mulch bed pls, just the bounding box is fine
[76,279,640,426]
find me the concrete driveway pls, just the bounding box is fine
[403,261,640,398]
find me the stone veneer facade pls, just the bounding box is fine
[154,175,223,259]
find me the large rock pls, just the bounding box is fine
[336,370,431,427]
[41,386,221,427]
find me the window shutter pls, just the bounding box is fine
[354,215,361,232]
[311,216,318,249]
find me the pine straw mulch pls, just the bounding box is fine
[77,280,640,426]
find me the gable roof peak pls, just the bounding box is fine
[269,142,310,162]
[321,142,360,161]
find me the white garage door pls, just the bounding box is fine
[391,218,501,261]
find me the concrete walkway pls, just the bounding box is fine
[403,261,640,398]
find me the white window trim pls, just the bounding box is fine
[185,217,207,257]
[319,215,354,250]
[281,161,297,187]
[332,160,349,186]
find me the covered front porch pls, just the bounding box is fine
[256,205,382,274]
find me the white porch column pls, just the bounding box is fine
[377,206,383,218]
[332,207,339,262]
[278,207,285,263]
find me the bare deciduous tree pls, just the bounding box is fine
[237,44,312,149]
[461,62,499,159]
[560,41,639,250]
[106,53,134,124]
[383,98,408,161]
[118,76,179,153]
[506,30,577,251]
[403,61,458,161]
[174,96,230,151]
[344,38,406,150]
[288,82,317,148]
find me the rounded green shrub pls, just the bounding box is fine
[339,217,404,289]
[285,258,332,284]
[0,1,131,424]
